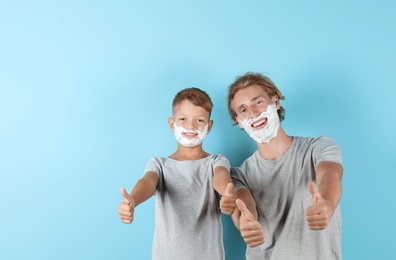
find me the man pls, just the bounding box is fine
[226,72,343,259]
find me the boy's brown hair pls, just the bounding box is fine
[172,87,213,118]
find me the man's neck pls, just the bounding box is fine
[256,128,293,160]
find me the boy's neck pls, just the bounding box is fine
[256,127,293,160]
[169,145,210,161]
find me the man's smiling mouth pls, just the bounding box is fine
[251,118,267,128]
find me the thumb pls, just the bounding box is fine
[308,181,320,206]
[236,199,254,221]
[120,187,133,204]
[224,183,234,196]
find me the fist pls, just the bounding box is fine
[118,188,136,224]
[220,183,236,215]
[306,181,332,230]
[236,199,265,247]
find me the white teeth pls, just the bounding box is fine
[238,104,280,144]
[173,123,209,147]
[252,118,266,127]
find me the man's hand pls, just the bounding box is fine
[236,199,265,247]
[118,188,136,224]
[306,181,333,230]
[220,183,236,215]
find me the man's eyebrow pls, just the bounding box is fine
[251,96,263,102]
[235,103,246,112]
[235,95,264,112]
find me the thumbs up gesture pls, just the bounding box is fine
[306,181,331,230]
[118,188,136,224]
[220,183,236,215]
[236,199,265,247]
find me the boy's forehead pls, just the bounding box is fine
[173,100,210,116]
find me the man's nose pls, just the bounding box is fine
[250,107,261,118]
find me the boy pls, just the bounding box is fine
[227,72,343,259]
[118,87,236,260]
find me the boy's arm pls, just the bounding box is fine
[212,166,232,196]
[213,166,236,215]
[131,171,159,206]
[118,171,158,224]
[306,161,343,230]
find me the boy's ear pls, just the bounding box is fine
[168,117,175,132]
[207,120,214,134]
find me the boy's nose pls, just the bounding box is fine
[185,120,195,129]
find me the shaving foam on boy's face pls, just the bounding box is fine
[173,123,209,147]
[238,103,280,144]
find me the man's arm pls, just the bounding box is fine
[231,188,259,226]
[230,188,265,247]
[306,161,343,230]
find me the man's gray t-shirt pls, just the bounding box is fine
[145,154,230,260]
[232,136,343,260]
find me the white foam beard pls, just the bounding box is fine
[173,123,208,147]
[238,104,280,144]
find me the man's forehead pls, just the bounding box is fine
[232,86,270,104]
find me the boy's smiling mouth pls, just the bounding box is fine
[183,132,198,139]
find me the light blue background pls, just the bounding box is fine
[1,1,395,259]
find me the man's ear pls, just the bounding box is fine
[168,117,175,132]
[234,117,244,129]
[271,96,281,110]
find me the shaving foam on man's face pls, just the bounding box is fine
[238,103,280,144]
[173,122,209,147]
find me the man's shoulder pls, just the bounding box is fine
[293,135,338,147]
[231,151,258,170]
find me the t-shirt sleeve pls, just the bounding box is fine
[231,167,248,191]
[312,136,343,166]
[213,154,231,172]
[144,157,162,175]
[144,157,164,191]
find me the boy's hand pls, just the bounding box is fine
[306,181,332,230]
[118,188,136,224]
[220,183,236,215]
[236,199,265,247]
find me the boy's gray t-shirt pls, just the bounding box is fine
[232,136,343,260]
[145,154,230,260]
